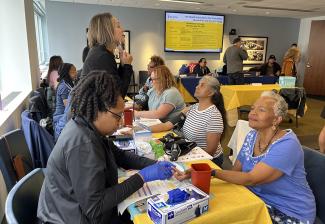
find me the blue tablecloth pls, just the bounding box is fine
[180,75,278,96]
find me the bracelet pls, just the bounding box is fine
[211,169,217,177]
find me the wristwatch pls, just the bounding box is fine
[211,169,217,177]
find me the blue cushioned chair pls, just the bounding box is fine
[0,138,17,192]
[5,168,45,224]
[303,146,325,223]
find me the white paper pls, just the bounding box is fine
[163,146,213,162]
[118,172,190,214]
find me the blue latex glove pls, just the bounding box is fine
[166,189,190,205]
[139,161,175,182]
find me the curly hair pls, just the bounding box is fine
[152,65,176,92]
[70,70,120,122]
[150,55,165,67]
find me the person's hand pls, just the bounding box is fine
[134,110,140,119]
[139,161,175,182]
[143,85,149,92]
[173,167,192,181]
[120,51,133,65]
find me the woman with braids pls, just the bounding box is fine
[37,71,175,224]
[82,12,133,97]
[53,63,77,140]
[150,76,226,167]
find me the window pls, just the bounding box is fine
[33,0,49,65]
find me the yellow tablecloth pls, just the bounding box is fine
[220,84,281,111]
[133,160,272,224]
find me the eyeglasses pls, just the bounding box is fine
[108,110,123,121]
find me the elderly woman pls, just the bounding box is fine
[134,65,185,122]
[175,91,316,223]
[150,76,226,167]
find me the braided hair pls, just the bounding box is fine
[70,70,120,122]
[57,63,75,88]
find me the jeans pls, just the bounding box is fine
[228,73,244,85]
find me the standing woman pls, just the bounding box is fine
[53,63,77,140]
[281,47,300,76]
[46,55,63,90]
[82,12,133,97]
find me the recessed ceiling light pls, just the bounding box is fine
[265,11,270,14]
[232,9,237,12]
[159,0,203,5]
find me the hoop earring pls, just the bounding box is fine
[272,125,277,131]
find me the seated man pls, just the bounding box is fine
[260,55,281,76]
[192,58,211,76]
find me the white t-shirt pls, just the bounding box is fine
[182,104,224,157]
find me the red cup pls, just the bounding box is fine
[124,109,133,126]
[191,163,212,194]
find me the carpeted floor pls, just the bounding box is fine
[221,97,325,169]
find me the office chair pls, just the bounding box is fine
[5,168,45,224]
[303,146,325,223]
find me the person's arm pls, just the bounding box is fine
[206,132,222,156]
[150,121,174,133]
[109,141,156,169]
[213,162,283,185]
[319,125,325,153]
[66,142,145,222]
[206,67,211,74]
[275,63,281,76]
[240,48,248,60]
[232,159,242,171]
[134,103,174,119]
[223,51,227,64]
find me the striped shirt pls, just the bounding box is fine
[182,104,224,158]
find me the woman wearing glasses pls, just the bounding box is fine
[38,71,175,224]
[134,65,185,122]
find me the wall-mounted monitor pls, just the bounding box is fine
[165,11,225,53]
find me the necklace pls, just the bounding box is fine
[258,129,279,153]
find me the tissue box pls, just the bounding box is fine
[279,76,296,88]
[147,185,209,224]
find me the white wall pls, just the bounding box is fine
[0,0,39,135]
[297,16,325,86]
[45,1,299,81]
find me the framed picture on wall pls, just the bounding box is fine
[239,36,268,64]
[114,30,130,64]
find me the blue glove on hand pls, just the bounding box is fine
[139,161,175,182]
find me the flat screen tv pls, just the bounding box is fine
[165,11,225,53]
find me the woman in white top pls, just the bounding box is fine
[151,76,226,167]
[134,65,185,122]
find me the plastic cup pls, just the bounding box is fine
[124,109,133,126]
[191,163,212,194]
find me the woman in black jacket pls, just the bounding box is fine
[38,71,175,224]
[82,12,133,97]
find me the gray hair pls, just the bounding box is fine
[200,75,220,93]
[87,12,116,50]
[261,91,288,118]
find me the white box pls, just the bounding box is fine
[147,185,209,224]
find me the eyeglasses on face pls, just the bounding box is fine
[108,110,123,121]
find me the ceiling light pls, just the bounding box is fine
[232,9,237,12]
[265,11,270,14]
[159,0,203,5]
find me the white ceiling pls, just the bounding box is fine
[50,0,325,18]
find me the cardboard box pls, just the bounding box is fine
[147,185,209,224]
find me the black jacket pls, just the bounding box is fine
[192,64,211,76]
[37,116,155,224]
[260,62,281,76]
[82,44,133,97]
